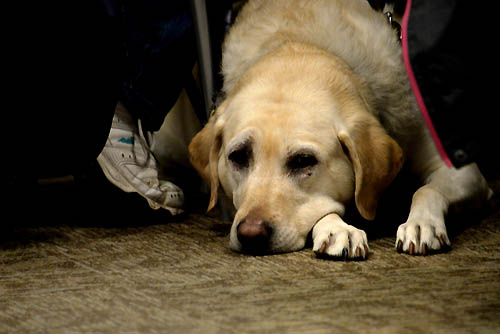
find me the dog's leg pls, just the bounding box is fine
[312,213,369,260]
[396,163,492,255]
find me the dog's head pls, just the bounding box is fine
[189,43,403,254]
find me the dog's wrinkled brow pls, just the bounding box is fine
[225,130,255,156]
[286,144,322,161]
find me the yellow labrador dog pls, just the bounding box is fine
[189,0,492,259]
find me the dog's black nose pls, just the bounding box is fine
[237,216,272,254]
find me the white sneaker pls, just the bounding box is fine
[97,102,184,215]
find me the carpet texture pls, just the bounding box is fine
[1,171,499,333]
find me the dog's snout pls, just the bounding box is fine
[237,215,272,254]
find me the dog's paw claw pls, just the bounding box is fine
[409,241,415,255]
[355,246,361,258]
[421,243,428,256]
[397,240,403,253]
[342,247,349,259]
[317,241,328,254]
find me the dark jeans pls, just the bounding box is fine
[6,1,197,179]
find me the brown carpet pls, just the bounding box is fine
[1,170,499,333]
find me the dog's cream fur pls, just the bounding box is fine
[189,0,492,258]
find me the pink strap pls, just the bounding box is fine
[401,0,453,167]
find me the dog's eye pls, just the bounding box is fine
[287,153,318,173]
[228,146,252,169]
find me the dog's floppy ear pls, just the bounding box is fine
[189,103,227,212]
[338,112,404,220]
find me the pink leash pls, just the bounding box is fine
[401,0,453,167]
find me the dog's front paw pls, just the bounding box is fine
[312,214,369,260]
[396,219,451,255]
